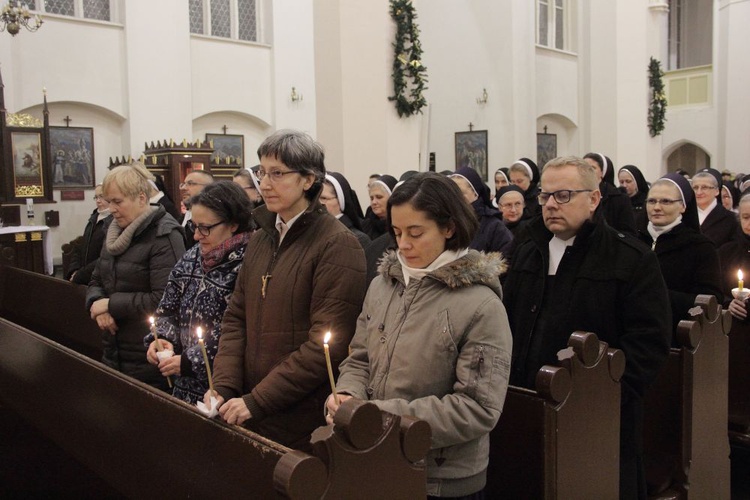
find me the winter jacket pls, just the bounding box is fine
[469,199,514,257]
[701,203,739,248]
[212,201,367,449]
[503,216,671,499]
[638,223,723,339]
[86,206,185,387]
[336,250,512,498]
[145,237,248,404]
[68,208,112,284]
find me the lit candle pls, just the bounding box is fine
[739,270,744,291]
[149,316,172,388]
[196,327,215,397]
[323,331,339,405]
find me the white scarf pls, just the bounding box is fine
[647,216,682,245]
[96,208,111,223]
[398,248,469,286]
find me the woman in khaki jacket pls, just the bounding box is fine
[327,173,512,499]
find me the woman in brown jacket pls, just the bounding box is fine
[208,129,367,449]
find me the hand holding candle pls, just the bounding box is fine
[323,331,339,405]
[196,327,216,401]
[149,316,172,388]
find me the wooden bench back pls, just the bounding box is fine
[487,331,625,499]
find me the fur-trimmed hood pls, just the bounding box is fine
[377,249,507,298]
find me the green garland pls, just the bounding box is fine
[388,0,428,117]
[648,57,668,137]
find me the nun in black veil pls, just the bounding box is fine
[321,172,370,249]
[618,165,650,216]
[637,172,723,341]
[584,153,637,235]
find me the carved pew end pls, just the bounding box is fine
[273,451,327,500]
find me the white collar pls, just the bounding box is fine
[275,207,307,245]
[698,198,717,225]
[398,248,469,287]
[548,235,576,275]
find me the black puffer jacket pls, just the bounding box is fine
[469,199,514,256]
[68,208,112,285]
[86,206,185,387]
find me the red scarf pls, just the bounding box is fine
[201,232,250,272]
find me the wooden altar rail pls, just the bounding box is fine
[0,264,101,360]
[643,295,731,500]
[0,321,431,499]
[486,331,626,499]
[0,265,432,499]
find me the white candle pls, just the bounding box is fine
[149,316,172,388]
[196,327,215,396]
[739,270,744,291]
[323,331,339,405]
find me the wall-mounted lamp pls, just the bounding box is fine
[291,87,303,102]
[476,88,488,105]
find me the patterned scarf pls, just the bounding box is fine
[201,231,251,272]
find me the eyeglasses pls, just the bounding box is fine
[500,202,524,210]
[242,186,258,192]
[93,195,105,200]
[692,185,717,192]
[193,220,226,237]
[256,169,300,182]
[538,189,593,205]
[646,198,683,206]
[180,180,208,188]
[319,195,337,202]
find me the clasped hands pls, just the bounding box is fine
[90,298,117,335]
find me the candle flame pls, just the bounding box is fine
[324,331,331,345]
[149,316,155,325]
[739,270,744,282]
[196,327,203,339]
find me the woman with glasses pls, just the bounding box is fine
[719,194,750,322]
[207,129,367,449]
[86,165,186,389]
[66,184,112,285]
[637,173,722,339]
[693,168,739,248]
[144,181,253,404]
[320,172,370,249]
[327,173,511,499]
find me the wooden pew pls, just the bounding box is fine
[729,311,750,449]
[0,264,432,499]
[643,295,731,499]
[486,332,625,499]
[0,265,101,360]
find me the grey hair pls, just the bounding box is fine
[692,171,718,188]
[257,129,325,200]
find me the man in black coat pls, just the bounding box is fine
[503,156,671,500]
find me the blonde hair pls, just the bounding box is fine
[542,156,599,191]
[103,164,153,199]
